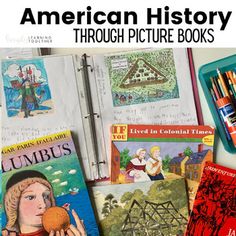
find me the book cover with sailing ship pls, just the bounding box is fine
[1,131,99,235]
[111,124,215,209]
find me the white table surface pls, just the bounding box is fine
[51,48,236,169]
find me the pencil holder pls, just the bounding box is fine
[199,54,236,153]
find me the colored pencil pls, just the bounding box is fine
[217,68,230,98]
[227,71,236,96]
[229,80,236,99]
[210,88,232,141]
[213,76,223,98]
[232,72,236,93]
[210,77,220,99]
[217,78,225,97]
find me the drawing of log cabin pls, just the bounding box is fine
[120,58,168,89]
[169,144,213,182]
[121,200,187,236]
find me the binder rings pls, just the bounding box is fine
[1,48,202,181]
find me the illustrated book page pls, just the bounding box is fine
[1,130,99,235]
[90,178,188,236]
[111,124,215,210]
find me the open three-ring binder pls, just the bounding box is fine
[1,48,202,181]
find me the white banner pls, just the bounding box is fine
[0,0,235,47]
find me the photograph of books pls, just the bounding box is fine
[185,162,236,236]
[1,48,202,181]
[1,131,99,236]
[111,124,215,209]
[90,178,188,236]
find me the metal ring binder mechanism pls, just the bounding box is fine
[78,54,108,180]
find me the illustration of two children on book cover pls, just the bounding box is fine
[125,146,165,183]
[112,142,212,184]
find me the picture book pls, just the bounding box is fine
[1,130,99,236]
[1,48,201,181]
[185,162,236,236]
[90,178,188,236]
[111,124,215,209]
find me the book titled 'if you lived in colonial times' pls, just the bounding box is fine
[111,124,215,210]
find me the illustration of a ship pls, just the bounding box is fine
[10,65,42,89]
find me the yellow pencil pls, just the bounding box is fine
[231,71,236,92]
[217,78,225,97]
[217,68,230,98]
[227,71,236,96]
